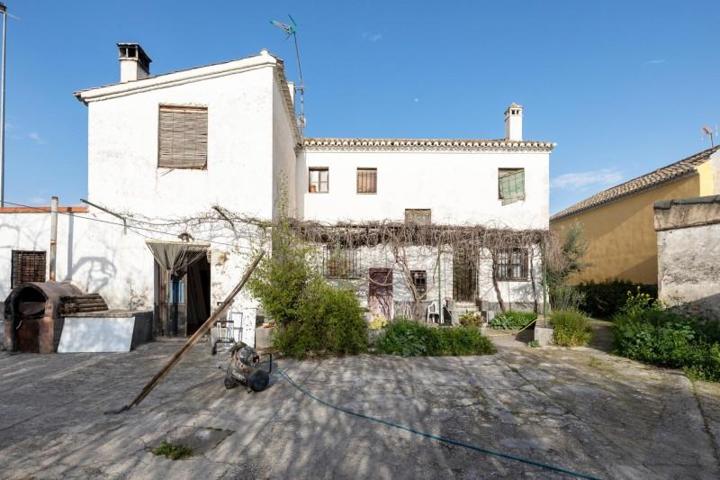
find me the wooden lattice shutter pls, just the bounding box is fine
[11,250,46,288]
[357,168,377,193]
[158,105,208,169]
[498,168,525,205]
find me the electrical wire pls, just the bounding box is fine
[277,367,602,480]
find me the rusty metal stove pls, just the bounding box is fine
[3,282,108,353]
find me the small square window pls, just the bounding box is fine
[357,168,377,194]
[495,248,529,281]
[309,167,329,193]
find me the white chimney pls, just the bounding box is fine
[504,103,523,141]
[117,43,151,83]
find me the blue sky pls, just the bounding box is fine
[3,0,718,213]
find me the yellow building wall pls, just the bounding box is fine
[551,174,701,285]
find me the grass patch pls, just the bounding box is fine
[551,309,591,347]
[489,311,537,330]
[151,441,194,460]
[374,319,495,357]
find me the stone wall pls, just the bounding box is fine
[655,195,720,321]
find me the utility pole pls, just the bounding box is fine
[0,3,7,207]
[49,196,58,281]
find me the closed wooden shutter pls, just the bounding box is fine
[11,250,46,288]
[357,168,377,193]
[498,168,525,205]
[158,105,208,169]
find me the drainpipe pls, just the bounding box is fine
[49,196,58,281]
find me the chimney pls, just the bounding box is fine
[504,103,523,141]
[117,43,151,82]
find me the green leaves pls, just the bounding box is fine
[375,320,495,357]
[550,309,591,346]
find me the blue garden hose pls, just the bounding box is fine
[277,368,602,480]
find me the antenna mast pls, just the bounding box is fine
[271,15,306,132]
[702,126,715,147]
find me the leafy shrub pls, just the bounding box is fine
[369,315,388,331]
[613,291,720,382]
[273,278,368,359]
[375,319,437,356]
[459,311,482,327]
[551,309,591,346]
[433,327,495,356]
[489,310,537,330]
[549,285,585,311]
[576,280,657,318]
[375,320,495,357]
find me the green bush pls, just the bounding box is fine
[272,278,368,359]
[613,291,720,382]
[489,310,537,330]
[375,320,494,357]
[551,309,592,346]
[576,280,657,318]
[459,311,482,327]
[152,441,194,460]
[549,285,585,311]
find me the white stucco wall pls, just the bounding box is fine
[298,149,549,229]
[85,56,277,220]
[272,77,298,218]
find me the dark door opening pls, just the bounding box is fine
[453,248,478,302]
[154,252,210,337]
[369,268,393,320]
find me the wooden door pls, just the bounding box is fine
[369,268,393,320]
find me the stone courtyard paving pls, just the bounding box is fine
[1,327,720,479]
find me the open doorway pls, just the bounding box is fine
[149,240,210,337]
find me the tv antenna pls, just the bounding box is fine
[702,125,715,147]
[271,15,305,131]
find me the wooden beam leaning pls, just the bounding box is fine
[108,250,266,413]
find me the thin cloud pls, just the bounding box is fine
[551,168,623,191]
[643,59,666,65]
[361,32,383,42]
[27,132,46,144]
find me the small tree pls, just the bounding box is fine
[546,223,587,289]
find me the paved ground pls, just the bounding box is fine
[1,323,720,479]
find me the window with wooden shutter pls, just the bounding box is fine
[11,250,46,288]
[498,168,525,205]
[158,105,208,169]
[309,168,329,193]
[405,209,431,226]
[357,168,377,194]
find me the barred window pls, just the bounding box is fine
[309,168,329,193]
[158,105,208,169]
[11,250,46,288]
[498,168,525,205]
[357,168,377,194]
[495,248,529,281]
[323,246,359,279]
[411,270,427,299]
[405,209,431,225]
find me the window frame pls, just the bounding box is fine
[494,248,530,282]
[308,167,330,193]
[498,168,526,205]
[157,104,209,170]
[11,250,47,288]
[404,208,432,226]
[356,167,378,194]
[322,246,360,279]
[410,270,428,299]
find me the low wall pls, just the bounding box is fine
[655,196,720,321]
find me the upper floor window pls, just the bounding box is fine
[11,250,46,288]
[158,105,208,169]
[495,248,529,281]
[309,167,329,193]
[498,168,525,205]
[405,208,431,226]
[357,168,377,194]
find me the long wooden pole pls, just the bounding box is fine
[110,250,265,413]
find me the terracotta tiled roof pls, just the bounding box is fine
[303,137,555,152]
[551,145,720,221]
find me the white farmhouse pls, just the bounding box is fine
[0,44,554,347]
